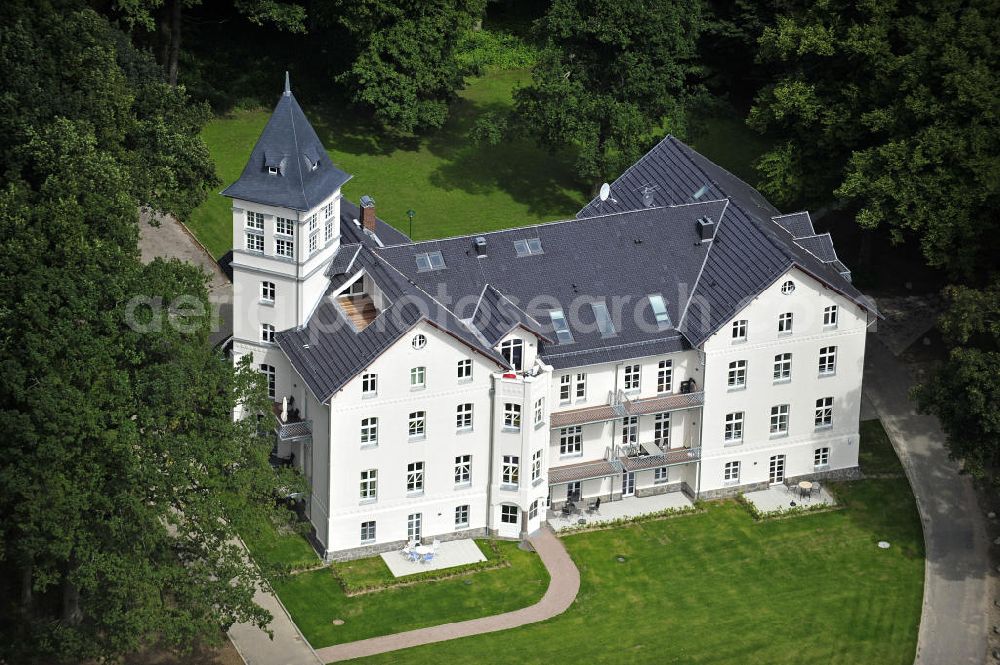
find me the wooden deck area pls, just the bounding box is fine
[338,295,378,329]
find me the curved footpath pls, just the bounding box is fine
[315,527,580,663]
[863,336,990,665]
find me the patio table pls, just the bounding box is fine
[414,545,434,556]
[798,481,813,498]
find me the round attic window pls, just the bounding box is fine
[412,334,427,350]
[780,280,795,295]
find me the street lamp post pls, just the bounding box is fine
[406,209,416,239]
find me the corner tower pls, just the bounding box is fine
[224,74,350,396]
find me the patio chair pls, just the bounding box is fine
[408,550,420,563]
[586,497,601,514]
[810,482,822,498]
[421,552,434,564]
[561,502,573,516]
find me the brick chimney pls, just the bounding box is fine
[360,195,376,233]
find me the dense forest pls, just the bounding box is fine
[0,0,997,660]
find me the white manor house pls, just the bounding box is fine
[226,79,878,560]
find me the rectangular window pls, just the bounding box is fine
[360,469,377,501]
[408,411,426,439]
[246,232,264,252]
[323,202,334,219]
[456,403,473,430]
[559,426,582,456]
[648,294,671,328]
[261,323,275,344]
[500,504,519,524]
[814,447,831,467]
[654,412,670,448]
[575,373,587,400]
[823,305,838,327]
[410,366,426,389]
[724,461,740,483]
[407,513,421,541]
[500,339,524,371]
[531,450,542,481]
[778,312,793,334]
[360,417,378,446]
[308,233,318,253]
[815,397,833,428]
[501,455,519,486]
[457,358,472,381]
[657,359,673,394]
[259,364,275,400]
[528,499,539,520]
[275,217,294,235]
[566,481,581,501]
[624,364,641,391]
[275,238,294,258]
[654,467,669,484]
[260,281,275,302]
[246,210,264,229]
[455,455,471,485]
[360,520,376,543]
[362,373,377,396]
[324,218,334,242]
[549,309,574,344]
[559,374,572,403]
[724,412,744,442]
[455,505,470,528]
[819,346,837,375]
[621,415,639,445]
[307,214,317,232]
[732,319,748,341]
[406,462,424,494]
[415,251,446,272]
[533,398,544,426]
[513,237,543,256]
[345,279,364,296]
[770,404,790,435]
[728,360,747,389]
[503,403,521,430]
[773,353,792,382]
[592,301,616,337]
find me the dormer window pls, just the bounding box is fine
[263,149,284,176]
[303,145,321,171]
[267,166,279,175]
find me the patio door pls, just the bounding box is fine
[769,455,786,484]
[407,512,422,542]
[622,471,635,497]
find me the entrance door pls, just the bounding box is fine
[407,512,422,542]
[769,455,786,484]
[622,471,636,497]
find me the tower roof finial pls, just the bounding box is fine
[284,71,291,96]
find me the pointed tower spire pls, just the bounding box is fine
[284,71,291,96]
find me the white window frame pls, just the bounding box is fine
[724,412,744,443]
[528,499,539,520]
[770,404,790,436]
[407,513,422,541]
[778,312,793,334]
[500,504,519,524]
[360,520,376,543]
[259,364,275,400]
[559,426,582,457]
[728,360,747,389]
[500,338,524,371]
[819,346,837,375]
[410,366,426,389]
[406,462,424,494]
[823,305,839,328]
[455,504,470,528]
[815,396,833,429]
[501,455,519,487]
[575,373,587,400]
[245,210,264,230]
[814,447,831,468]
[533,397,544,427]
[724,460,741,483]
[654,467,669,484]
[456,403,473,431]
[654,412,670,448]
[457,358,472,381]
[621,415,639,445]
[412,334,427,349]
[275,237,294,258]
[559,374,572,403]
[773,353,792,382]
[732,319,748,341]
[408,411,426,439]
[531,449,542,482]
[624,364,641,392]
[360,469,377,502]
[360,417,378,446]
[308,232,318,254]
[657,359,673,394]
[261,323,275,344]
[260,281,276,303]
[246,232,264,253]
[324,217,335,243]
[454,455,471,485]
[362,372,377,397]
[781,280,795,295]
[275,217,294,235]
[503,403,521,431]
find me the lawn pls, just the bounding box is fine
[347,433,923,664]
[234,511,319,574]
[274,539,548,647]
[858,419,904,476]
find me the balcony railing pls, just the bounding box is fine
[272,401,312,442]
[551,389,705,429]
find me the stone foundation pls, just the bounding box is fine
[787,465,862,483]
[699,480,769,500]
[323,527,489,562]
[697,465,862,501]
[635,482,683,498]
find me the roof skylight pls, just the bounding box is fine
[513,238,543,257]
[415,251,446,272]
[591,301,616,338]
[549,309,574,344]
[648,294,671,328]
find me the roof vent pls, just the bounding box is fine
[473,236,487,258]
[697,216,716,241]
[641,186,657,208]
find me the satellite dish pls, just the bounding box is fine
[599,183,611,201]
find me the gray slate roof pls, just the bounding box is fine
[222,87,352,211]
[470,284,552,346]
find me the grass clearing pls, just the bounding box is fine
[274,539,547,647]
[346,423,923,665]
[233,511,318,573]
[859,419,904,476]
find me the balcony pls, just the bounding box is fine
[551,386,704,429]
[616,443,701,472]
[272,401,311,442]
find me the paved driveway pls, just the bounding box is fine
[864,335,991,664]
[138,210,232,347]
